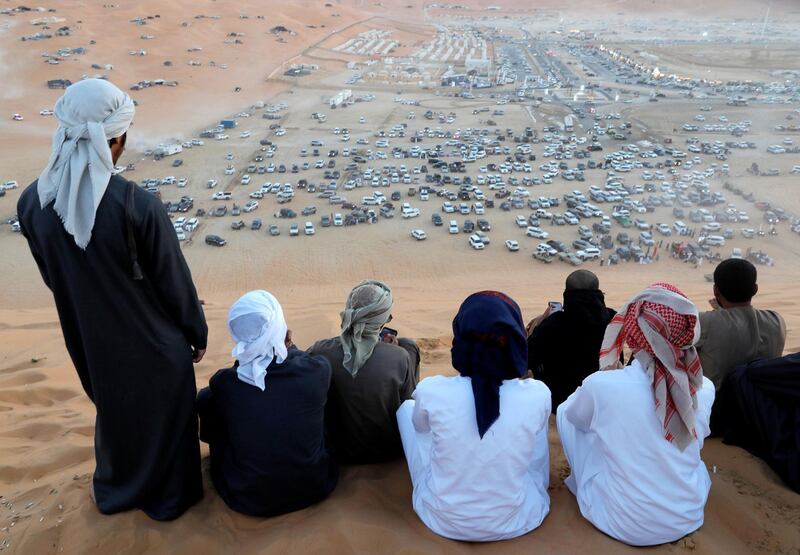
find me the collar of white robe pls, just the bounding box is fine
[228,290,289,390]
[37,78,135,249]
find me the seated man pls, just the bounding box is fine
[197,291,338,517]
[397,291,551,542]
[309,280,420,464]
[527,270,616,408]
[712,353,800,493]
[558,283,715,547]
[696,258,785,389]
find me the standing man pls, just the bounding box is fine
[17,79,207,520]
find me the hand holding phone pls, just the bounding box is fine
[380,326,399,344]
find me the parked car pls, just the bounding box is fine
[205,234,227,246]
[468,234,485,250]
[505,239,519,252]
[411,229,427,241]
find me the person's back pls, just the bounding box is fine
[698,307,785,388]
[310,337,415,462]
[17,79,207,520]
[558,362,714,545]
[558,283,714,546]
[528,277,614,407]
[198,348,338,516]
[409,375,550,541]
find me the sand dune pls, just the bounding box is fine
[1,275,799,554]
[1,0,799,553]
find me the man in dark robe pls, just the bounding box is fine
[527,270,616,408]
[711,353,800,493]
[198,291,338,516]
[16,79,207,520]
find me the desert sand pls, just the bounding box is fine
[1,0,799,553]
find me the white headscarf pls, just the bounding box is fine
[37,78,136,249]
[228,290,289,390]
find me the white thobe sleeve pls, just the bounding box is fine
[411,387,431,433]
[563,386,595,432]
[693,376,716,448]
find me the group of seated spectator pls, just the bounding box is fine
[196,259,792,545]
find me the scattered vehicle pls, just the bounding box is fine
[448,220,459,234]
[411,229,427,241]
[505,240,519,252]
[468,234,485,250]
[205,234,227,246]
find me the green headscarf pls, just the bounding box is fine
[340,280,393,377]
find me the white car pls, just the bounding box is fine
[702,235,725,247]
[185,218,199,231]
[207,179,218,189]
[442,202,455,213]
[537,243,558,256]
[212,191,231,200]
[224,166,236,175]
[448,220,459,234]
[333,213,343,226]
[39,109,54,116]
[241,174,251,185]
[576,247,601,261]
[741,228,755,238]
[468,234,485,250]
[515,215,527,228]
[526,226,549,239]
[304,222,315,235]
[411,229,427,241]
[243,200,259,213]
[240,131,251,138]
[505,239,520,252]
[402,208,420,219]
[2,180,18,190]
[11,114,23,121]
[177,177,188,188]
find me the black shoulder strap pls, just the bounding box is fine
[125,181,144,281]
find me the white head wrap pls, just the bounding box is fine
[37,78,135,249]
[228,290,289,390]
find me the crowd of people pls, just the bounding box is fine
[15,79,797,545]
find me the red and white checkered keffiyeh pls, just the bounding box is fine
[599,283,703,451]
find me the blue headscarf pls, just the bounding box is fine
[451,291,528,438]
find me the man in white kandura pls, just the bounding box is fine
[557,282,715,546]
[397,291,551,542]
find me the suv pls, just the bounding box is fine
[205,234,227,246]
[468,234,485,250]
